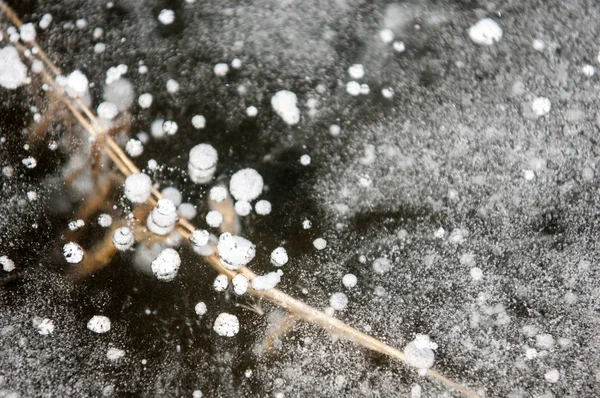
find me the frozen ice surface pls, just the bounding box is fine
[251,272,281,291]
[229,168,264,202]
[87,315,111,334]
[271,90,300,125]
[124,173,152,204]
[151,248,181,281]
[217,233,256,270]
[468,18,503,46]
[213,313,239,337]
[0,46,28,89]
[270,247,288,267]
[63,242,84,264]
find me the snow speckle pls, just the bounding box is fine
[192,115,206,129]
[112,227,134,251]
[403,335,437,372]
[470,267,484,281]
[63,242,84,264]
[468,18,503,46]
[1,255,16,272]
[313,238,327,250]
[151,248,181,281]
[35,318,55,335]
[342,273,357,288]
[87,315,111,334]
[213,274,229,292]
[213,313,239,337]
[217,233,256,270]
[124,173,152,204]
[329,292,348,311]
[372,257,392,275]
[251,272,281,291]
[195,302,207,316]
[188,143,218,184]
[232,274,249,295]
[271,247,288,267]
[229,168,264,202]
[206,210,224,228]
[0,46,28,89]
[158,9,175,25]
[235,200,252,216]
[255,200,272,215]
[271,90,300,125]
[214,63,229,77]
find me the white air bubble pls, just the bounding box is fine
[188,143,218,184]
[36,318,55,335]
[532,97,551,117]
[271,247,288,267]
[98,214,113,228]
[209,186,227,202]
[106,348,125,361]
[342,273,357,288]
[97,101,119,120]
[19,23,37,42]
[271,90,300,125]
[39,14,53,30]
[229,168,263,202]
[166,78,179,93]
[206,210,224,228]
[313,238,327,250]
[190,229,209,247]
[138,93,153,108]
[232,274,248,295]
[124,173,152,204]
[346,81,361,96]
[151,248,181,281]
[329,124,341,136]
[251,272,281,290]
[379,28,394,43]
[112,227,134,251]
[348,64,365,79]
[404,335,436,372]
[158,9,175,25]
[544,369,560,383]
[213,274,229,292]
[468,18,502,46]
[162,120,178,136]
[147,199,178,236]
[246,106,258,117]
[255,200,271,215]
[63,242,84,264]
[177,203,197,220]
[214,63,229,77]
[213,313,239,337]
[192,115,206,129]
[235,200,252,216]
[303,219,312,229]
[217,233,256,270]
[300,154,311,166]
[160,187,182,207]
[0,256,15,272]
[372,257,392,275]
[329,292,348,311]
[125,139,143,157]
[393,41,406,53]
[87,315,111,333]
[195,302,207,316]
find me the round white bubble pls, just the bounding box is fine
[63,242,84,264]
[151,248,181,281]
[87,315,111,334]
[271,247,288,267]
[213,313,239,337]
[124,173,152,204]
[229,168,264,202]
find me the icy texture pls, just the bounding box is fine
[251,272,281,290]
[63,242,84,264]
[229,168,264,202]
[0,46,28,89]
[87,315,111,334]
[217,233,256,270]
[151,248,181,281]
[271,90,300,125]
[213,313,239,337]
[124,173,152,204]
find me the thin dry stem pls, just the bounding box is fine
[0,3,482,396]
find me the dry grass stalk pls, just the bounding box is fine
[0,3,482,396]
